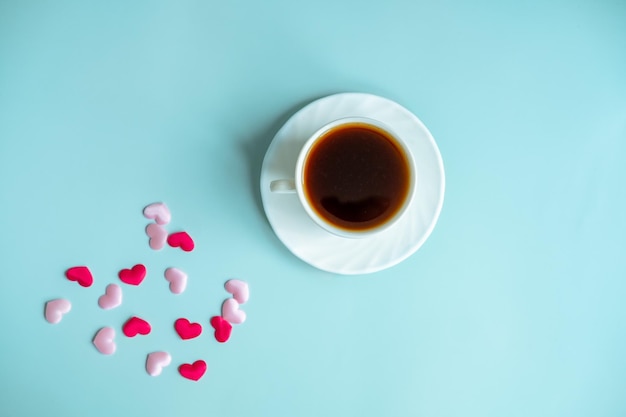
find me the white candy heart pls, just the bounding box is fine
[164,267,187,294]
[222,298,246,324]
[93,327,116,355]
[143,202,171,225]
[224,279,249,304]
[146,351,172,376]
[45,299,71,324]
[98,284,122,310]
[146,223,168,250]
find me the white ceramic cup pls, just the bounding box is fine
[270,117,417,239]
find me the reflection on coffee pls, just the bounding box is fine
[303,122,411,231]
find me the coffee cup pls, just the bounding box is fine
[270,117,417,239]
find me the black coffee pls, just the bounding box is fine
[303,122,411,232]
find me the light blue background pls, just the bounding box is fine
[1,1,625,416]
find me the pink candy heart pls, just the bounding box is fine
[45,299,71,324]
[143,202,171,225]
[146,351,172,376]
[98,284,122,310]
[93,327,116,355]
[146,223,168,250]
[224,279,249,304]
[164,267,187,294]
[222,298,246,324]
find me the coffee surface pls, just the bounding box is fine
[303,123,411,231]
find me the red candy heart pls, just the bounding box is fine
[178,360,206,381]
[65,266,93,287]
[118,264,146,286]
[210,316,232,343]
[174,318,202,340]
[122,316,151,337]
[167,231,195,252]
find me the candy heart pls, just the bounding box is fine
[98,284,122,310]
[164,267,187,294]
[146,223,167,250]
[167,231,195,252]
[118,264,146,286]
[174,318,202,340]
[93,327,116,355]
[210,316,232,343]
[44,299,71,324]
[143,202,171,225]
[146,351,172,376]
[178,360,207,381]
[122,316,151,337]
[65,266,93,287]
[224,279,249,304]
[222,298,246,324]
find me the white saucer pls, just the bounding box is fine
[260,93,445,275]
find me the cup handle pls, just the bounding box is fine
[270,179,296,193]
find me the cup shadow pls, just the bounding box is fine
[238,96,322,221]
